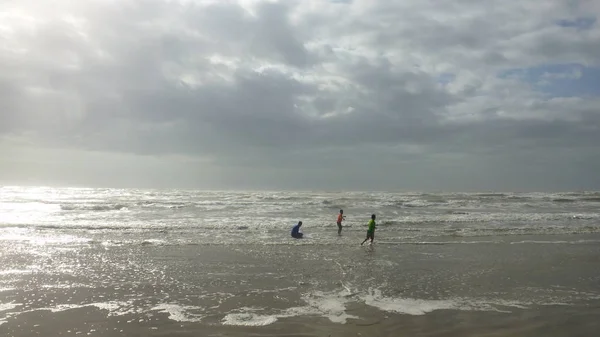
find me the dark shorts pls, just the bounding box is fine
[292,233,303,239]
[366,231,374,239]
[337,222,342,229]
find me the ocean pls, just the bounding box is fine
[1,186,600,336]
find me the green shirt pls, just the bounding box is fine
[368,219,376,232]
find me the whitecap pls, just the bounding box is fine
[151,303,203,322]
[222,313,278,326]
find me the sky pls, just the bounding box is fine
[1,0,599,191]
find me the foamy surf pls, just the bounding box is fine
[217,286,576,326]
[216,288,557,327]
[222,312,278,326]
[0,302,21,313]
[295,290,359,323]
[219,290,359,326]
[362,289,458,315]
[1,287,597,328]
[151,304,204,322]
[359,288,582,316]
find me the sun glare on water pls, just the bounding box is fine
[0,186,62,225]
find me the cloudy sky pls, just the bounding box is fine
[1,0,599,191]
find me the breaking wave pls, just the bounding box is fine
[60,204,128,211]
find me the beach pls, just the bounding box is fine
[1,187,600,336]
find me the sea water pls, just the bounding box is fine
[1,186,600,331]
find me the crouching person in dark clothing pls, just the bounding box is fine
[291,221,303,239]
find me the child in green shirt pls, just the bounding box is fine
[361,214,376,245]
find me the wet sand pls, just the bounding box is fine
[2,233,600,336]
[3,305,600,337]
